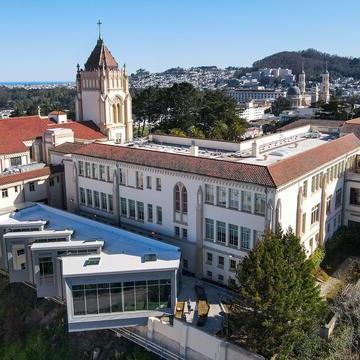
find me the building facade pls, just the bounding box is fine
[51,127,360,287]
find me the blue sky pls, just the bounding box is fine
[1,0,359,81]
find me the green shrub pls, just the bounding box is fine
[309,248,325,270]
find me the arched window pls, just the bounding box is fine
[112,104,118,123]
[175,185,181,212]
[174,183,188,223]
[117,103,122,124]
[182,187,187,214]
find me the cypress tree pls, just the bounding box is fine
[231,229,326,358]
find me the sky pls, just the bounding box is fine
[1,0,360,81]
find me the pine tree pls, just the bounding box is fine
[231,229,326,358]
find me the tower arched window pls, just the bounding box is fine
[117,104,121,124]
[112,104,118,123]
[174,183,188,223]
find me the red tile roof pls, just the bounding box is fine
[268,134,360,186]
[0,165,62,186]
[0,115,106,155]
[57,134,360,188]
[67,142,276,187]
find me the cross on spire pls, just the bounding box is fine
[97,20,102,40]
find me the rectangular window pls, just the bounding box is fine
[311,176,316,193]
[123,282,135,312]
[108,194,113,213]
[254,193,266,215]
[216,221,226,244]
[302,213,306,234]
[335,188,342,209]
[241,227,251,250]
[326,195,332,214]
[156,206,162,224]
[135,281,147,311]
[136,171,144,189]
[229,259,237,272]
[218,274,224,282]
[10,156,22,166]
[49,177,54,187]
[137,201,144,221]
[229,224,239,247]
[2,189,8,198]
[101,192,107,211]
[86,189,92,206]
[107,166,111,182]
[147,204,153,222]
[94,191,100,208]
[119,168,126,185]
[129,200,136,219]
[218,256,224,269]
[303,180,308,197]
[216,186,227,207]
[156,178,161,191]
[229,188,239,209]
[120,197,127,216]
[207,271,212,279]
[85,162,91,177]
[311,204,320,225]
[14,186,18,193]
[205,184,214,204]
[146,176,152,189]
[39,256,53,285]
[241,191,252,212]
[205,218,214,241]
[80,187,86,204]
[78,161,84,176]
[29,182,35,192]
[182,228,188,239]
[99,165,106,181]
[175,226,180,237]
[206,252,212,264]
[253,230,263,245]
[92,164,98,179]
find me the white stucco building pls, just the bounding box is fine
[50,125,360,287]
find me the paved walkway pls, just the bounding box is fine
[177,275,234,335]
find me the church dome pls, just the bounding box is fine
[287,85,301,96]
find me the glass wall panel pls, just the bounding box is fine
[135,281,147,311]
[159,279,171,308]
[110,283,123,312]
[147,280,159,310]
[73,285,85,315]
[98,283,111,313]
[85,284,98,314]
[123,281,135,311]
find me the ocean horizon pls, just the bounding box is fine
[0,81,74,86]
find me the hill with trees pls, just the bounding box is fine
[253,49,360,80]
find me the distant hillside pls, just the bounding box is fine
[253,49,360,79]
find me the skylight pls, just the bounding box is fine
[84,257,100,266]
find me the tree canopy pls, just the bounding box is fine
[132,83,248,140]
[231,229,326,358]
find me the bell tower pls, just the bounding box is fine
[75,21,133,143]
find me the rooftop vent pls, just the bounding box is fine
[143,253,157,262]
[84,257,100,266]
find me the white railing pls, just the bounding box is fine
[112,327,185,360]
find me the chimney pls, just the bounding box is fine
[190,140,199,156]
[252,141,259,157]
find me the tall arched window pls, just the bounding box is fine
[112,104,118,123]
[175,185,181,212]
[182,187,187,214]
[174,183,187,223]
[117,104,121,124]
